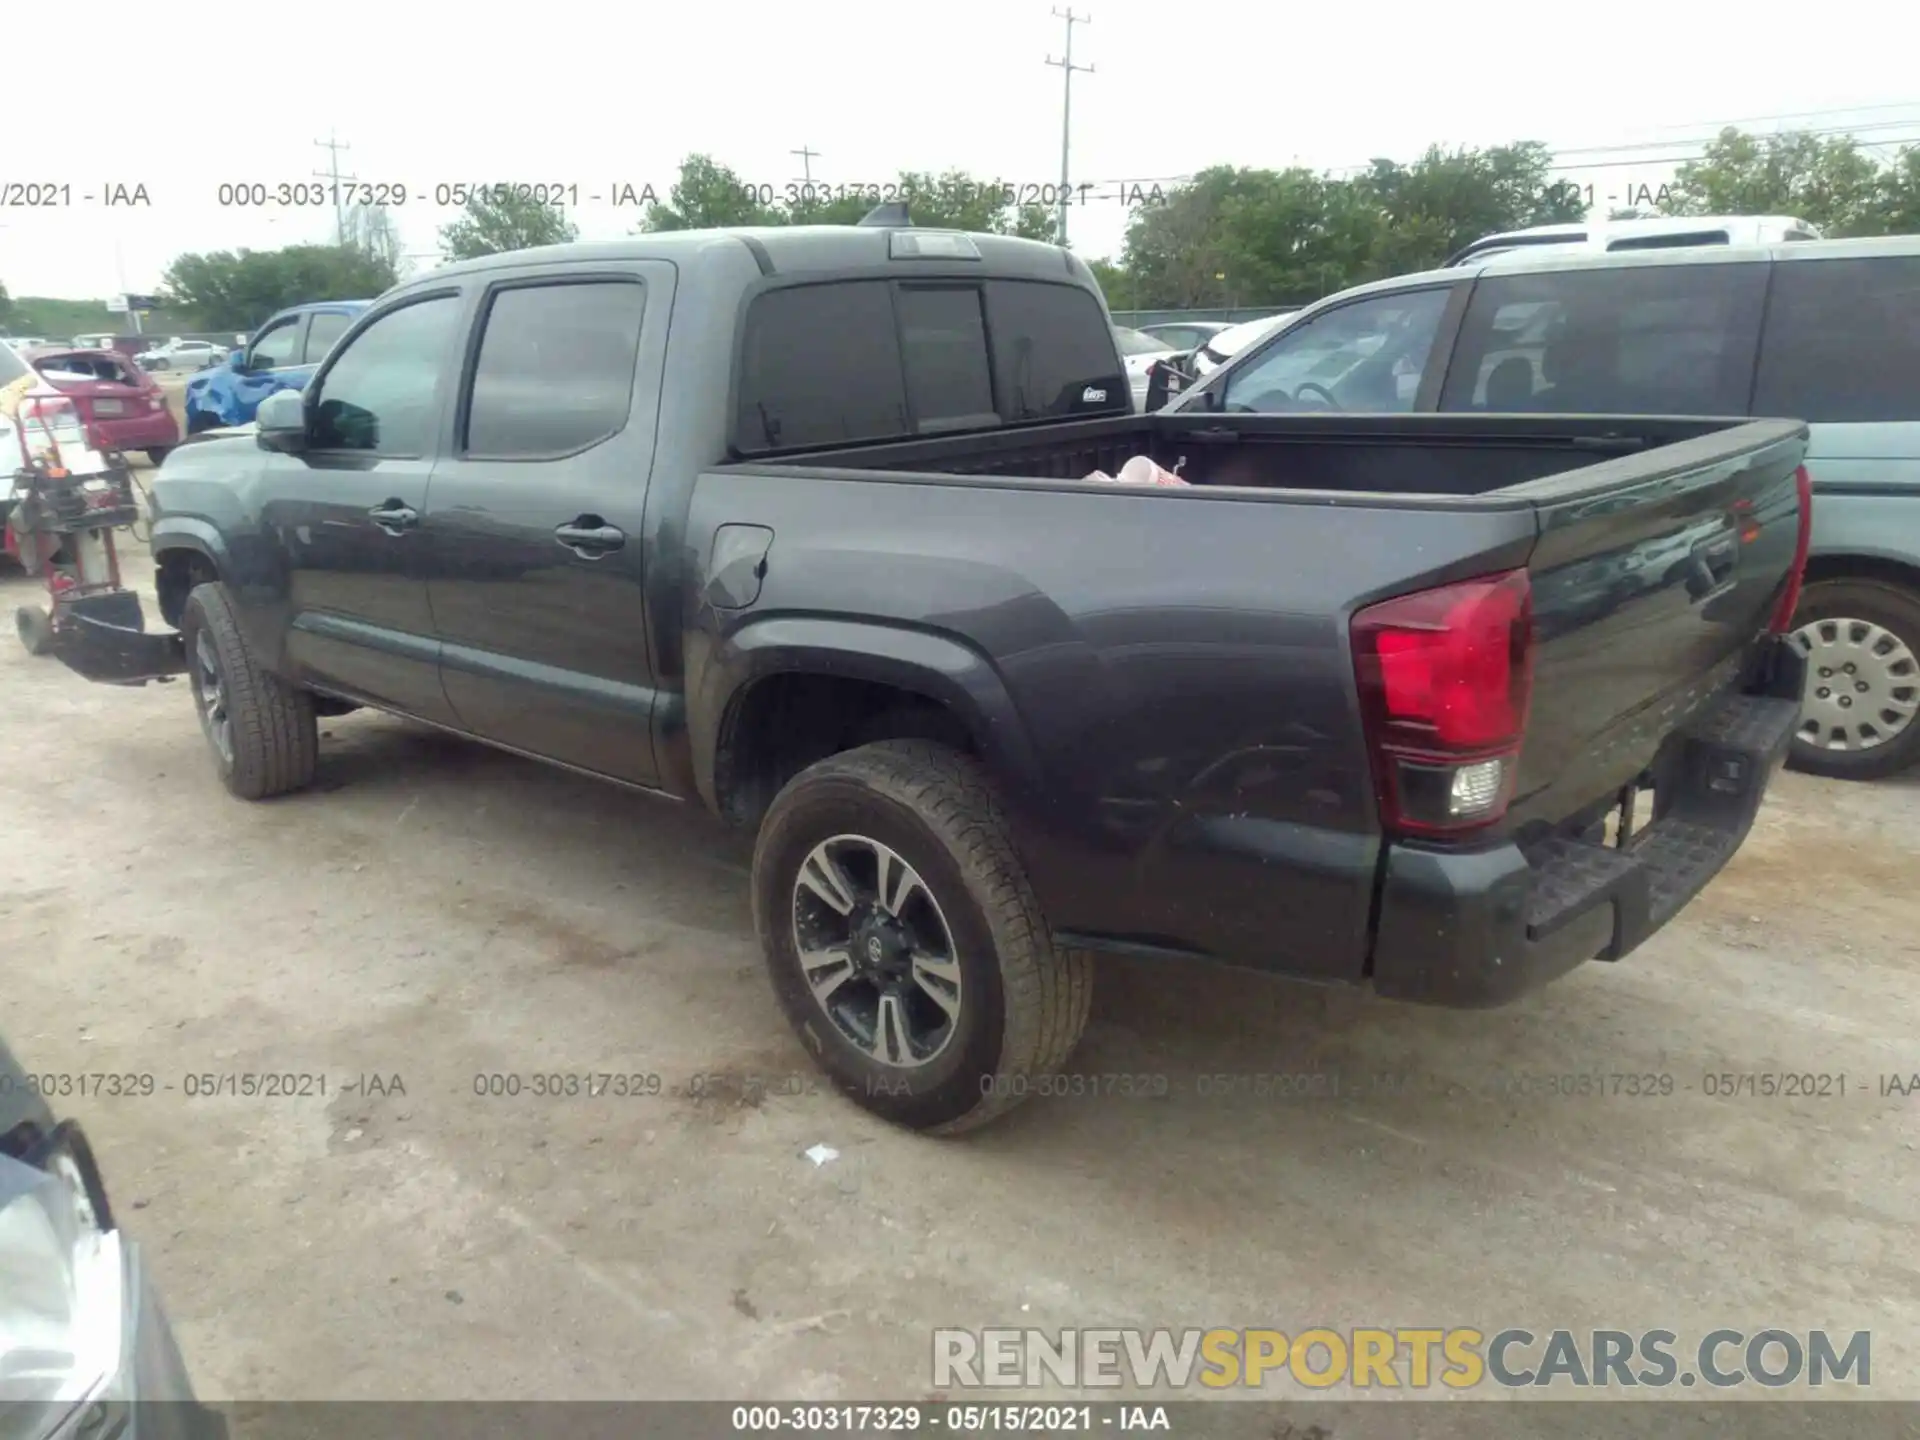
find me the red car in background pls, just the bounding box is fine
[24,345,180,464]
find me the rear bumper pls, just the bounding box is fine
[93,412,181,450]
[1369,641,1806,1007]
[46,591,187,686]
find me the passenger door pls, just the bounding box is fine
[265,290,465,722]
[421,268,667,785]
[1212,286,1459,415]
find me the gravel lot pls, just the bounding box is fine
[1,513,1917,1416]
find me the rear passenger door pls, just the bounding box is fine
[422,265,671,786]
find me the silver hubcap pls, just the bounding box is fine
[790,834,963,1069]
[1790,617,1918,752]
[192,629,234,766]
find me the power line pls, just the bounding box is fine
[1044,7,1092,246]
[792,145,820,184]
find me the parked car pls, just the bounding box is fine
[1,339,116,552]
[26,345,180,464]
[1445,214,1821,267]
[1169,232,1920,780]
[1186,311,1298,379]
[1,335,51,351]
[182,300,371,434]
[1112,325,1178,409]
[50,225,1810,1134]
[1,1028,222,1438]
[1134,319,1234,352]
[138,339,227,372]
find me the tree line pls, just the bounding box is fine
[6,126,1917,336]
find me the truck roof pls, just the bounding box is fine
[401,226,1091,288]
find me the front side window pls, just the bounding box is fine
[1440,262,1768,415]
[465,280,647,457]
[1754,256,1920,424]
[1220,288,1451,413]
[249,319,304,371]
[309,295,460,455]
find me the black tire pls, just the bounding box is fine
[145,447,170,466]
[179,582,318,799]
[751,739,1092,1135]
[15,605,53,657]
[1785,578,1920,781]
[150,358,170,371]
[186,410,220,435]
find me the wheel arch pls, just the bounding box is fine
[693,616,1044,829]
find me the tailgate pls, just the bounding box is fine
[1505,418,1810,830]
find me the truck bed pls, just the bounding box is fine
[761,411,1761,500]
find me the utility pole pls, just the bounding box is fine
[1044,8,1092,247]
[313,131,357,246]
[792,145,820,185]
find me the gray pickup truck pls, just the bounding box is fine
[49,220,1811,1132]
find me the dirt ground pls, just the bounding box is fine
[1,511,1917,1414]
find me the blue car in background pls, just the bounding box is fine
[183,299,372,433]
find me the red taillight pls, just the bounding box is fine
[19,394,76,426]
[1768,464,1814,634]
[1352,569,1534,835]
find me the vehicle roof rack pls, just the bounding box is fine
[858,201,912,227]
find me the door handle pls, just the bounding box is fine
[368,501,418,535]
[554,517,626,558]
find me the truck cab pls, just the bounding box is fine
[183,299,372,433]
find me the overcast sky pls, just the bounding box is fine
[4,0,1918,301]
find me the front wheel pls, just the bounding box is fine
[180,583,318,799]
[751,740,1092,1134]
[1785,578,1920,780]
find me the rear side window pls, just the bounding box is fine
[983,280,1123,419]
[735,282,907,452]
[304,310,356,364]
[1753,256,1920,424]
[1440,263,1767,415]
[465,280,647,458]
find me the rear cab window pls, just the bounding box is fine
[732,277,1123,455]
[1439,261,1768,414]
[1754,255,1920,424]
[463,279,648,457]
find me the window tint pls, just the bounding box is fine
[1221,288,1450,413]
[896,286,995,433]
[984,280,1122,419]
[465,282,646,457]
[736,282,907,452]
[309,295,459,455]
[250,318,304,370]
[304,310,355,364]
[1439,262,1767,415]
[1753,256,1920,424]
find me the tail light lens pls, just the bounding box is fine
[1352,569,1535,836]
[1767,464,1814,634]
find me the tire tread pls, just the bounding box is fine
[183,583,318,799]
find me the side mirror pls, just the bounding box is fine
[255,388,308,453]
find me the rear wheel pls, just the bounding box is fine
[1785,578,1920,780]
[180,583,318,799]
[187,410,221,435]
[751,740,1092,1134]
[145,447,170,466]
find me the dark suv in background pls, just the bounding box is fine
[1172,234,1920,780]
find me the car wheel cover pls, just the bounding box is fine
[789,833,964,1069]
[1790,616,1919,751]
[191,627,235,766]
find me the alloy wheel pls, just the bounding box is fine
[789,834,964,1068]
[192,629,235,766]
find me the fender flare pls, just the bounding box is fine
[148,516,232,576]
[690,615,1046,814]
